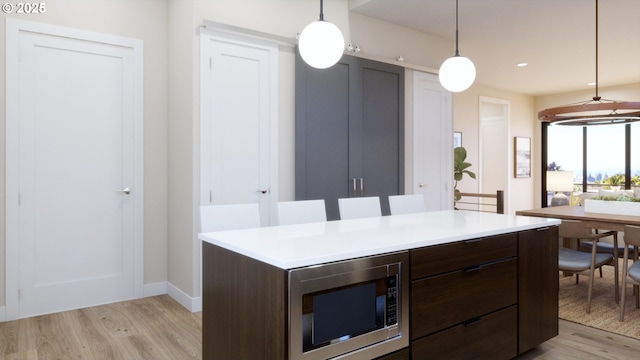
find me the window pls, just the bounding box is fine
[586,124,625,190]
[542,123,637,206]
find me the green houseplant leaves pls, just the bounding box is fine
[454,147,476,202]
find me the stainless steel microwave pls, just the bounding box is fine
[288,251,409,360]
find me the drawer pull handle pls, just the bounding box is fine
[536,227,550,232]
[463,317,482,327]
[463,238,483,244]
[464,265,483,272]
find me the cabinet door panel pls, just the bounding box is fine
[412,306,517,360]
[518,226,559,353]
[295,55,352,220]
[411,233,517,279]
[360,64,404,215]
[295,54,404,219]
[411,258,517,338]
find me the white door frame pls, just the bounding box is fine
[5,18,144,321]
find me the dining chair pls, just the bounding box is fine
[579,233,632,278]
[199,203,261,232]
[338,196,382,220]
[388,194,426,215]
[558,219,617,313]
[277,199,327,225]
[620,225,640,321]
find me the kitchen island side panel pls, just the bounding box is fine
[518,226,559,354]
[202,242,288,360]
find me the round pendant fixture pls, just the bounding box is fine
[298,0,345,69]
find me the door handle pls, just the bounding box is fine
[117,187,131,195]
[359,178,364,194]
[256,188,270,194]
[419,182,426,188]
[352,178,357,195]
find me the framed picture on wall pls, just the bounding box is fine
[453,132,462,148]
[514,137,531,178]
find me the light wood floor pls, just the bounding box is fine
[0,295,201,360]
[1,295,640,359]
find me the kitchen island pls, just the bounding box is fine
[200,210,561,360]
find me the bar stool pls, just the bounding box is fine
[338,196,382,220]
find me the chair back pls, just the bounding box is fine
[559,219,592,239]
[277,200,327,225]
[338,196,382,220]
[199,203,260,232]
[388,194,426,215]
[624,225,640,248]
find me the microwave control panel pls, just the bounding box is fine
[386,275,398,326]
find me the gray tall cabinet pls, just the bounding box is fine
[295,53,405,220]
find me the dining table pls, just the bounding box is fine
[517,205,640,287]
[516,205,640,233]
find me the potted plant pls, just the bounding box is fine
[584,195,640,216]
[603,173,625,191]
[454,147,476,202]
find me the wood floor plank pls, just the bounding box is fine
[2,295,640,359]
[517,319,640,360]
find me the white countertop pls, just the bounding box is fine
[199,210,560,270]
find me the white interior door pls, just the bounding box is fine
[479,97,510,213]
[5,19,143,319]
[200,30,278,226]
[412,71,453,211]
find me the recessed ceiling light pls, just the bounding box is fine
[516,62,528,67]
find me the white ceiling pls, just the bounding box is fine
[349,0,640,96]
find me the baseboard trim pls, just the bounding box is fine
[143,281,168,297]
[167,282,202,313]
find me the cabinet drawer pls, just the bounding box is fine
[411,258,517,338]
[411,233,517,279]
[412,306,518,360]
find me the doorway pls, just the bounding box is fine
[5,19,144,320]
[479,96,510,213]
[412,71,453,211]
[199,30,279,226]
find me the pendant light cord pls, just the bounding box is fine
[319,0,324,21]
[454,0,460,56]
[593,0,601,101]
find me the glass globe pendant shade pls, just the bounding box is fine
[439,55,476,92]
[298,20,345,69]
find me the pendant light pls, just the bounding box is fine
[538,0,640,126]
[298,0,345,69]
[439,0,476,92]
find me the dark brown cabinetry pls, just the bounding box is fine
[410,233,519,359]
[201,227,558,360]
[518,226,559,353]
[408,227,559,359]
